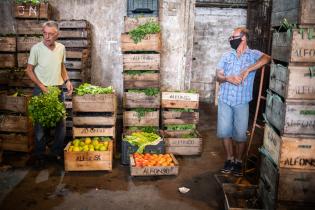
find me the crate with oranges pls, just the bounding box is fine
[130,153,179,176]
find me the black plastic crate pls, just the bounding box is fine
[121,137,164,165]
[127,0,159,17]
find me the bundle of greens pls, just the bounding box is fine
[128,88,159,96]
[124,132,161,153]
[28,86,66,128]
[15,0,48,4]
[128,126,158,133]
[129,21,160,44]
[124,70,154,75]
[171,108,194,112]
[75,83,114,96]
[131,108,156,119]
[165,124,196,131]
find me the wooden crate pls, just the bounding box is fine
[271,29,315,63]
[124,16,159,33]
[263,123,315,170]
[58,20,90,39]
[271,0,315,27]
[0,37,16,52]
[162,110,199,125]
[73,115,116,126]
[270,64,315,100]
[14,3,51,19]
[260,153,315,203]
[162,92,199,109]
[130,154,179,176]
[0,95,30,113]
[121,33,161,52]
[72,94,117,113]
[17,36,41,52]
[64,140,112,171]
[9,71,34,88]
[73,127,115,138]
[265,91,315,136]
[0,115,30,133]
[222,184,262,210]
[16,19,44,35]
[123,110,159,127]
[66,49,90,60]
[123,54,160,70]
[0,54,15,68]
[163,131,202,156]
[124,92,160,109]
[123,72,160,89]
[0,133,33,152]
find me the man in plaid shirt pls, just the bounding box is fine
[216,27,270,176]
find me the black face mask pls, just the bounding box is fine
[229,38,242,50]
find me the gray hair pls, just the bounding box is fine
[42,21,59,31]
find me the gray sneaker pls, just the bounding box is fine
[220,160,234,174]
[232,161,243,177]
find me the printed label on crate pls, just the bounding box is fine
[73,127,114,137]
[162,92,199,101]
[16,5,39,17]
[75,154,103,161]
[166,138,201,147]
[141,166,177,175]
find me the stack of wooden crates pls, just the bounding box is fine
[260,0,315,209]
[63,93,117,171]
[121,17,163,164]
[161,92,202,156]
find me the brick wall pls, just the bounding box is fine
[191,7,247,102]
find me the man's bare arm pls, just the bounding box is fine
[216,69,242,86]
[25,64,48,93]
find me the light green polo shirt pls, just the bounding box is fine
[28,41,66,86]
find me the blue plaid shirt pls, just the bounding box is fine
[217,48,263,106]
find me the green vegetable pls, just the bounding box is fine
[75,83,114,96]
[173,89,198,94]
[128,126,158,133]
[124,132,161,153]
[165,124,196,131]
[28,86,66,128]
[181,132,198,138]
[15,0,48,4]
[128,88,159,96]
[124,70,155,75]
[131,108,155,119]
[129,21,160,43]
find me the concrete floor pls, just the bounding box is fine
[0,104,227,210]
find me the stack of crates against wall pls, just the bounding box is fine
[121,16,163,165]
[161,91,201,156]
[65,92,117,171]
[57,20,92,139]
[260,1,315,209]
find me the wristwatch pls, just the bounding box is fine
[64,79,70,84]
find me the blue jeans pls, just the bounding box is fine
[33,86,65,159]
[217,100,249,142]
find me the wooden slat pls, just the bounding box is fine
[124,16,159,33]
[162,92,199,109]
[0,70,9,85]
[14,3,51,19]
[59,30,88,39]
[166,146,201,156]
[0,115,30,133]
[9,71,34,88]
[130,154,179,176]
[0,134,32,152]
[65,60,82,70]
[265,92,315,136]
[272,30,315,63]
[123,73,160,89]
[73,116,115,126]
[0,37,16,52]
[72,94,117,113]
[16,19,44,35]
[162,111,199,125]
[64,101,72,109]
[68,71,82,80]
[123,110,159,126]
[124,92,160,108]
[17,36,41,52]
[0,95,29,113]
[59,40,89,48]
[58,20,88,29]
[0,54,15,68]
[17,53,28,68]
[123,54,160,70]
[73,126,115,138]
[121,33,161,52]
[64,141,112,171]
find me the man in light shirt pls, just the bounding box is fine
[26,20,73,168]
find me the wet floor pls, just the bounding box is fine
[0,103,226,210]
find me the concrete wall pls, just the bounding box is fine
[191,7,246,102]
